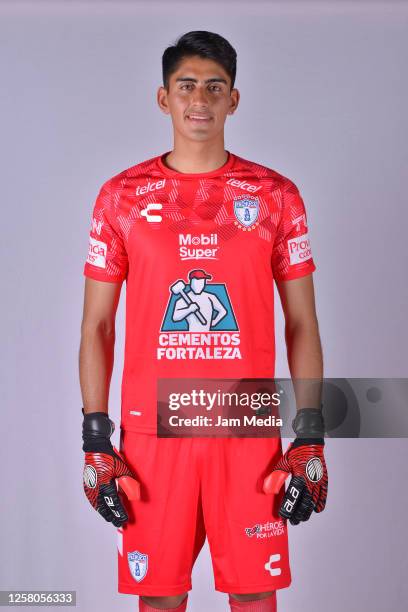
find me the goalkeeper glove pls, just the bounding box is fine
[82,410,140,527]
[263,408,328,525]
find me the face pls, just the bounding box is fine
[190,278,205,293]
[157,55,240,143]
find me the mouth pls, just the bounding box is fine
[186,114,213,124]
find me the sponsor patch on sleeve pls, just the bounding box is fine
[87,236,107,268]
[288,233,312,265]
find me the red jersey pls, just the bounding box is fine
[83,151,316,433]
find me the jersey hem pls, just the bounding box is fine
[118,581,192,596]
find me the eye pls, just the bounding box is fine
[180,83,193,90]
[209,85,221,92]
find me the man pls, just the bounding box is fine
[79,31,327,612]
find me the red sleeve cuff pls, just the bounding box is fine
[274,261,316,282]
[83,266,126,284]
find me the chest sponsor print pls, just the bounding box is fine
[158,269,241,360]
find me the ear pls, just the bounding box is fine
[157,86,170,115]
[228,88,240,115]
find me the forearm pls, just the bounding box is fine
[285,320,323,410]
[79,324,115,414]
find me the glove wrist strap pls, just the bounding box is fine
[292,406,325,446]
[292,407,325,436]
[82,409,116,454]
[292,437,325,448]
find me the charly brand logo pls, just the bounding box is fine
[245,520,285,539]
[179,234,219,260]
[264,554,282,576]
[136,179,166,196]
[305,457,324,482]
[87,236,107,268]
[141,203,163,223]
[128,551,149,582]
[233,194,259,230]
[226,178,262,193]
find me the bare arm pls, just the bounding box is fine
[79,278,123,415]
[275,274,323,410]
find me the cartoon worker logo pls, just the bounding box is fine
[161,269,239,332]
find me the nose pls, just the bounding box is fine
[191,85,209,107]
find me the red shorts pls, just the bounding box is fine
[117,432,292,596]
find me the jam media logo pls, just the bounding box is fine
[141,203,163,223]
[179,233,219,260]
[87,236,107,268]
[233,194,259,230]
[128,550,148,583]
[157,269,241,360]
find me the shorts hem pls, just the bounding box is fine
[214,578,292,594]
[118,582,192,596]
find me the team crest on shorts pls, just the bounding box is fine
[128,550,148,582]
[233,195,259,230]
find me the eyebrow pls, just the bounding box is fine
[175,77,228,85]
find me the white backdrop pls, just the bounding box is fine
[1,2,407,611]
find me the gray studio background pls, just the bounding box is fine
[1,1,407,611]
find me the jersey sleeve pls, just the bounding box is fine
[271,179,316,281]
[83,179,128,283]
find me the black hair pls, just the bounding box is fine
[162,30,237,91]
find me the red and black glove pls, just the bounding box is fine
[82,410,140,527]
[263,408,328,525]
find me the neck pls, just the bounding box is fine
[164,136,228,174]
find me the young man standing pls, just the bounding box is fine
[79,31,328,612]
